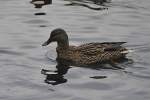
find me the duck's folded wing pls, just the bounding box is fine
[78,42,126,55]
[101,42,126,45]
[101,42,127,51]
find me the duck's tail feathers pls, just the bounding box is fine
[121,49,134,54]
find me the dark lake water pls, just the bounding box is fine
[0,0,150,100]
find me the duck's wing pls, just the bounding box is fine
[101,42,127,51]
[77,42,126,55]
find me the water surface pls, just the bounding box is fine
[0,0,150,100]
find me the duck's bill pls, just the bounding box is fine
[42,37,52,46]
[42,41,51,46]
[42,41,48,46]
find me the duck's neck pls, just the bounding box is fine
[57,40,69,49]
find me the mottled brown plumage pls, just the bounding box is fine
[42,28,128,65]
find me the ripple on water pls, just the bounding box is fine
[34,12,46,16]
[23,19,49,24]
[0,49,25,56]
[68,82,112,90]
[19,45,37,49]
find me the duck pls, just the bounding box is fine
[42,28,129,66]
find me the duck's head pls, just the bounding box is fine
[42,28,69,47]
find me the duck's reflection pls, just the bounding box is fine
[41,59,71,85]
[65,0,111,5]
[64,0,111,10]
[30,0,110,10]
[30,0,52,8]
[41,57,133,85]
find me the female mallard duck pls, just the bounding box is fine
[42,28,129,65]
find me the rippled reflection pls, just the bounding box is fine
[30,0,52,8]
[41,59,71,85]
[41,56,133,85]
[34,12,46,15]
[64,0,111,10]
[65,0,111,5]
